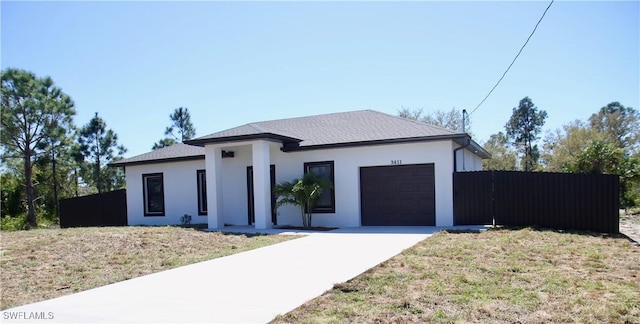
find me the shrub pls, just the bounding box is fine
[274,172,332,227]
[1,215,29,231]
[180,214,192,225]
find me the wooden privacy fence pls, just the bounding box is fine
[59,189,127,228]
[453,171,619,234]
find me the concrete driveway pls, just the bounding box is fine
[2,226,482,323]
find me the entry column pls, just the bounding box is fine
[252,140,272,229]
[205,145,224,229]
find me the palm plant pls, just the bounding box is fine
[274,172,332,228]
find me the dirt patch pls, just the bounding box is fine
[620,210,640,245]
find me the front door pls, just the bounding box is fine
[247,165,276,225]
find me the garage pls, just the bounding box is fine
[360,164,436,226]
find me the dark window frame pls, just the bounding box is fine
[247,165,277,225]
[142,173,165,217]
[303,161,335,213]
[196,170,207,215]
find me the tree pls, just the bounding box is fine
[566,140,640,207]
[482,132,517,170]
[1,68,76,227]
[274,172,333,228]
[35,119,79,219]
[505,97,548,171]
[398,107,471,135]
[541,120,600,172]
[539,102,640,206]
[78,113,126,193]
[567,141,622,174]
[586,102,640,206]
[152,138,177,150]
[153,107,196,150]
[589,102,639,153]
[1,167,25,219]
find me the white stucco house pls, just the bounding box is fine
[110,110,490,229]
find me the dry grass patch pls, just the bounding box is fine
[1,226,295,310]
[273,228,640,323]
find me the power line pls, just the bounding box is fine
[468,0,554,117]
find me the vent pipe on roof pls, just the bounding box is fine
[462,109,467,133]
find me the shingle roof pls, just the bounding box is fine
[187,110,461,147]
[109,143,204,167]
[111,110,490,167]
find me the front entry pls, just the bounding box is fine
[247,165,276,225]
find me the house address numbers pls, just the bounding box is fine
[391,160,402,165]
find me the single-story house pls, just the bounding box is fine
[110,110,490,229]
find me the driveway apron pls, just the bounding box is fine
[2,227,450,323]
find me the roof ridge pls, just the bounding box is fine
[374,109,463,135]
[253,109,372,125]
[247,123,268,133]
[114,109,489,167]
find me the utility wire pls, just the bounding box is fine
[468,0,554,116]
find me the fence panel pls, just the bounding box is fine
[453,171,619,234]
[59,189,127,228]
[453,171,494,225]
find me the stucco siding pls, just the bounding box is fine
[268,140,456,227]
[125,160,206,226]
[125,140,464,227]
[455,144,484,172]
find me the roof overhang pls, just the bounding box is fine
[453,136,492,159]
[108,155,204,167]
[111,132,490,168]
[281,133,492,159]
[184,133,302,147]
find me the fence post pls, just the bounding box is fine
[491,170,496,227]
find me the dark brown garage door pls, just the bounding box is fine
[360,164,435,226]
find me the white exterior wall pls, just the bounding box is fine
[268,140,456,227]
[125,160,206,226]
[205,143,273,227]
[125,140,477,227]
[455,145,484,172]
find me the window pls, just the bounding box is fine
[197,170,207,215]
[143,173,165,216]
[304,161,335,213]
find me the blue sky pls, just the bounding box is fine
[2,1,638,158]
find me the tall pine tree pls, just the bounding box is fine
[505,97,547,171]
[1,68,76,227]
[152,107,196,150]
[36,124,79,219]
[78,113,126,193]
